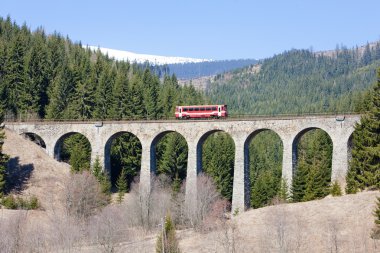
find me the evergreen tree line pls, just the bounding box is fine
[346,68,380,193]
[0,16,205,121]
[207,44,380,115]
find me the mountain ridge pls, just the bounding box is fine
[87,45,213,65]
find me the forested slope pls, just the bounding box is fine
[207,44,380,115]
[0,16,206,121]
[166,59,258,80]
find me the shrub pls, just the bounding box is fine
[156,213,181,253]
[330,180,342,196]
[1,195,39,210]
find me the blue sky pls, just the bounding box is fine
[1,0,379,60]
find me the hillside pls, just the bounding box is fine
[167,59,258,80]
[206,42,380,115]
[1,128,379,252]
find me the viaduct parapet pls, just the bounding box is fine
[6,115,360,213]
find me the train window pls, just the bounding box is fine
[201,107,205,111]
[206,107,211,111]
[195,108,199,111]
[183,108,188,112]
[218,107,221,112]
[189,108,194,111]
[212,107,217,111]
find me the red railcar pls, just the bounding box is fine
[175,105,228,119]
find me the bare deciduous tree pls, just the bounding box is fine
[64,171,108,221]
[185,173,225,229]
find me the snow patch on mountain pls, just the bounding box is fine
[87,46,213,65]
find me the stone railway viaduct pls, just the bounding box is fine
[5,114,360,213]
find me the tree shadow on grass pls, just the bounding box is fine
[5,156,34,194]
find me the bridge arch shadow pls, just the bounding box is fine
[21,132,46,149]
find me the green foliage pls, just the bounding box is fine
[330,180,342,196]
[61,133,91,173]
[116,168,127,203]
[346,69,380,193]
[156,132,188,192]
[375,197,380,225]
[156,214,181,253]
[0,113,8,197]
[372,197,380,239]
[202,132,235,200]
[1,195,39,210]
[292,129,332,202]
[277,178,290,202]
[110,133,141,188]
[92,157,111,196]
[249,130,283,208]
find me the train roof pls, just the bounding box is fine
[176,104,227,107]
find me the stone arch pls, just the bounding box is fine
[244,128,284,208]
[21,132,46,149]
[150,130,188,179]
[104,131,142,185]
[292,127,333,175]
[53,132,92,162]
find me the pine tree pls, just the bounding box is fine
[110,133,141,187]
[93,63,115,119]
[129,73,145,119]
[45,61,73,119]
[202,132,234,200]
[143,68,162,119]
[278,177,290,202]
[66,52,95,120]
[292,129,332,202]
[116,168,127,203]
[371,196,380,239]
[156,214,181,253]
[61,134,91,172]
[69,142,90,172]
[330,180,342,196]
[23,30,50,118]
[249,130,283,208]
[0,121,8,197]
[157,133,188,191]
[292,158,308,202]
[92,156,102,179]
[109,63,132,119]
[92,157,111,196]
[4,32,28,116]
[346,68,380,192]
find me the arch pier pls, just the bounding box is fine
[6,115,359,213]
